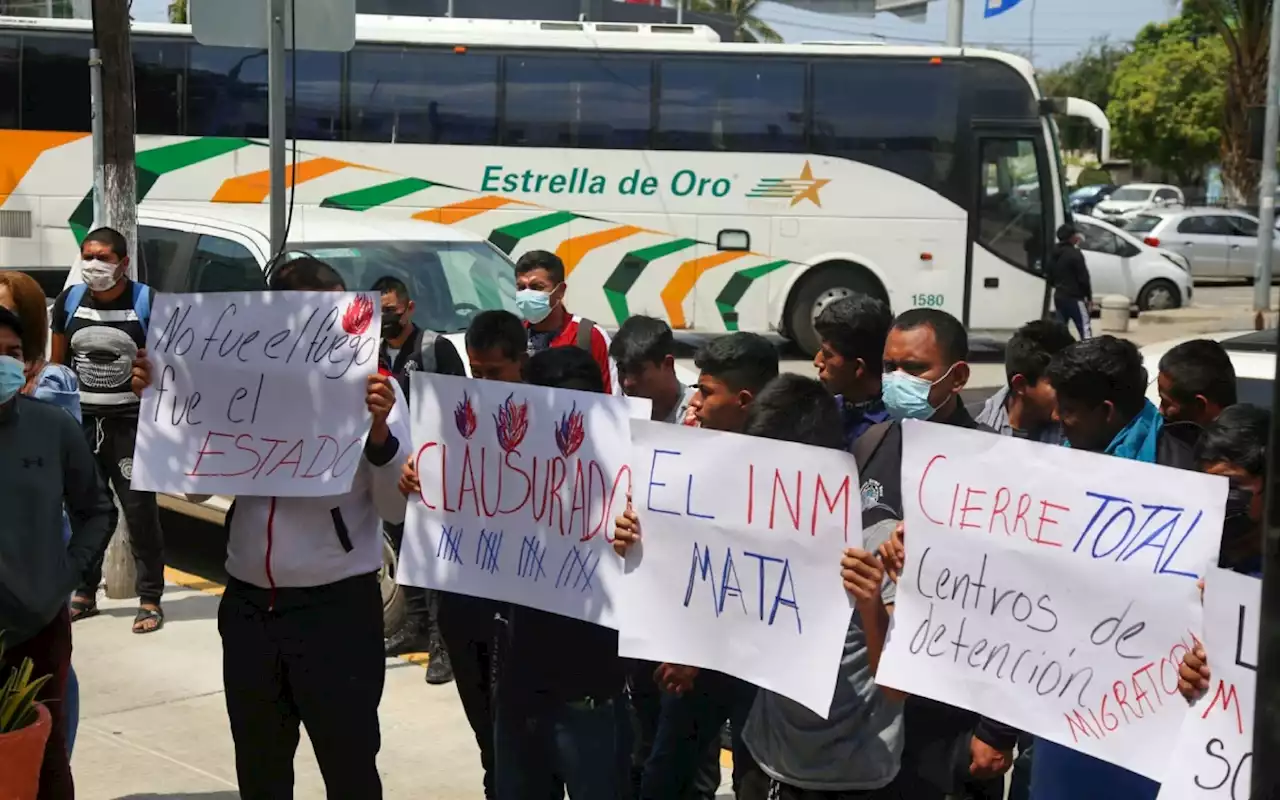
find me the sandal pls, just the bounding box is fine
[132,605,164,635]
[69,596,99,623]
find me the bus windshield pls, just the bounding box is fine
[298,240,519,334]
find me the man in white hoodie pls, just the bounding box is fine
[131,257,411,799]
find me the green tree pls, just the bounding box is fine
[1039,39,1130,151]
[1184,0,1271,201]
[1107,34,1229,184]
[689,0,781,43]
[168,0,186,23]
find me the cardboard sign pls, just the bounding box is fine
[877,421,1227,781]
[398,373,632,627]
[616,420,858,718]
[1158,569,1260,799]
[131,291,380,497]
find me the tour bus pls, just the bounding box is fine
[0,14,1065,354]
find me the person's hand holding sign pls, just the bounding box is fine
[969,736,1013,779]
[613,494,641,557]
[1177,643,1211,701]
[398,456,420,499]
[654,662,698,695]
[878,522,906,584]
[131,349,152,397]
[366,374,395,446]
[840,547,884,605]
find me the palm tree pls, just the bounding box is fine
[689,0,783,43]
[168,0,186,23]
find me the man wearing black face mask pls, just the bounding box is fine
[371,277,466,682]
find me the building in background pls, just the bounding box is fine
[0,0,89,16]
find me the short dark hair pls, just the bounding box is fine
[83,226,128,259]
[891,308,968,365]
[371,276,411,303]
[1045,335,1147,417]
[610,316,674,368]
[269,257,346,291]
[515,250,565,284]
[1006,319,1076,388]
[0,305,24,342]
[1195,403,1269,476]
[1057,224,1079,243]
[814,295,892,373]
[1158,339,1238,408]
[743,374,844,449]
[526,346,605,393]
[693,332,779,394]
[465,310,528,361]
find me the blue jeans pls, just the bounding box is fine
[64,665,79,756]
[641,671,755,800]
[494,695,629,800]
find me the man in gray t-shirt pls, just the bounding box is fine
[741,517,905,799]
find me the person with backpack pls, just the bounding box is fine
[373,276,467,685]
[52,226,167,634]
[514,250,622,396]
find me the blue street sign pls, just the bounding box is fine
[984,0,1026,17]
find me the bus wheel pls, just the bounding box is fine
[381,531,407,637]
[786,264,885,357]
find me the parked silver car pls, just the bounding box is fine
[1122,208,1276,280]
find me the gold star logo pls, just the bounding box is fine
[746,161,831,208]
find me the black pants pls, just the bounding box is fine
[642,669,756,799]
[77,413,164,604]
[1053,294,1092,340]
[627,659,720,800]
[219,573,385,800]
[439,592,499,799]
[737,760,899,800]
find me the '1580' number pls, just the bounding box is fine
[912,294,945,307]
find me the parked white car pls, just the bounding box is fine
[1092,183,1185,223]
[1140,329,1276,408]
[1073,215,1192,311]
[1122,208,1280,281]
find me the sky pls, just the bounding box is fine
[128,0,1178,69]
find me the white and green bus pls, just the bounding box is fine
[0,14,1064,352]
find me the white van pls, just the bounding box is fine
[63,202,522,631]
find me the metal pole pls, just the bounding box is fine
[1029,0,1037,65]
[945,0,964,48]
[268,0,287,255]
[89,46,104,228]
[676,0,683,24]
[1254,3,1280,314]
[446,0,454,17]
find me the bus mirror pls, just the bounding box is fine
[717,230,750,252]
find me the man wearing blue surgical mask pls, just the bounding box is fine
[856,308,1020,800]
[513,250,622,396]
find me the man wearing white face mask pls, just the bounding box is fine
[51,226,166,634]
[513,250,621,396]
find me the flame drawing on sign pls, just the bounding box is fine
[455,393,478,439]
[341,294,375,335]
[494,393,529,453]
[555,403,586,457]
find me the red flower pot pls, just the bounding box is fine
[0,702,51,800]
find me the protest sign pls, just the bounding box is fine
[877,420,1227,781]
[131,291,380,498]
[399,372,632,627]
[616,420,858,718]
[1158,568,1260,799]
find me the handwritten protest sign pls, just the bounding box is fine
[616,421,857,717]
[131,291,380,498]
[1158,568,1259,799]
[877,420,1226,781]
[399,373,632,627]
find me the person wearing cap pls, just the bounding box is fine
[1046,223,1093,340]
[0,304,117,799]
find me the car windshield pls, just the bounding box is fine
[1123,215,1162,234]
[1071,186,1104,200]
[297,240,518,333]
[1109,187,1152,202]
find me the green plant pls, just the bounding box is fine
[0,634,50,734]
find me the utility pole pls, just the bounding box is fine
[945,0,964,47]
[268,0,286,254]
[91,0,139,600]
[1253,2,1280,317]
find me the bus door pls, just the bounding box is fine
[966,128,1054,331]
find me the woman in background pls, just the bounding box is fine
[0,270,83,755]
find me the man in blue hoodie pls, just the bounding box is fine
[1030,335,1197,800]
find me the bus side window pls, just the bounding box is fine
[504,54,651,149]
[21,32,91,132]
[656,59,804,153]
[0,36,17,129]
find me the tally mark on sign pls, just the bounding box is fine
[438,525,464,564]
[455,392,478,439]
[342,295,374,335]
[518,536,549,582]
[555,402,586,457]
[556,545,599,592]
[495,393,530,453]
[475,529,504,574]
